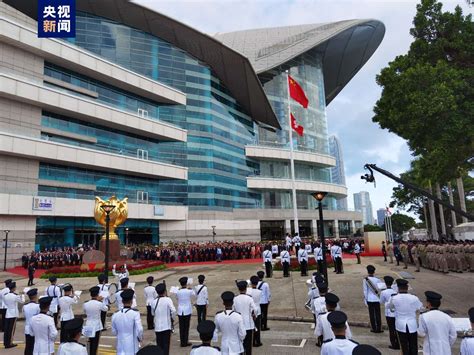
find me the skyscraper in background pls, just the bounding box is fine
[329,136,348,210]
[354,191,374,225]
[376,208,387,226]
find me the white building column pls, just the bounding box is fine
[333,219,340,238]
[351,220,356,234]
[285,219,292,235]
[311,219,318,238]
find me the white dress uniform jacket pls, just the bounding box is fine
[321,337,358,355]
[297,248,309,263]
[292,235,301,246]
[280,250,290,264]
[460,334,474,355]
[4,292,23,318]
[190,344,221,354]
[59,295,79,321]
[379,288,396,317]
[233,294,257,330]
[271,245,278,255]
[246,288,261,316]
[30,312,58,354]
[175,288,195,316]
[314,247,323,261]
[214,310,246,355]
[418,309,457,355]
[389,293,423,332]
[111,307,143,355]
[44,285,61,313]
[333,245,343,259]
[115,289,137,310]
[97,283,110,306]
[150,296,176,332]
[194,285,209,306]
[257,281,271,305]
[285,236,292,247]
[305,244,312,252]
[57,341,88,355]
[363,276,381,304]
[112,267,129,289]
[0,287,9,309]
[307,288,320,313]
[143,286,157,306]
[83,299,109,336]
[354,244,361,254]
[315,311,352,341]
[23,302,40,336]
[262,250,272,263]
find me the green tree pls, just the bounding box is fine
[373,0,473,182]
[389,213,418,235]
[364,224,384,232]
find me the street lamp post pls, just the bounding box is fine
[3,230,9,271]
[101,205,115,283]
[211,226,216,243]
[311,192,328,285]
[125,227,129,247]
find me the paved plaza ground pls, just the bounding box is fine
[1,255,473,354]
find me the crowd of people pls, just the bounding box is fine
[21,247,92,269]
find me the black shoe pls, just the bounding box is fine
[5,344,17,348]
[389,346,400,350]
[253,343,263,347]
[262,328,270,331]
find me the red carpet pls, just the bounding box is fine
[7,266,47,278]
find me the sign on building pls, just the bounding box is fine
[32,197,53,211]
[154,206,164,216]
[38,0,76,38]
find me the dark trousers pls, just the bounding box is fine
[60,320,72,343]
[0,308,5,332]
[261,303,269,329]
[335,257,343,273]
[3,317,16,347]
[155,330,172,355]
[356,254,361,264]
[300,260,308,276]
[100,310,107,330]
[146,305,154,330]
[27,275,34,286]
[25,334,35,355]
[53,312,59,328]
[383,251,387,262]
[253,315,262,346]
[386,316,400,349]
[397,327,418,355]
[243,329,253,354]
[367,302,382,332]
[196,305,207,324]
[283,262,289,277]
[265,261,272,278]
[88,330,101,355]
[178,315,191,346]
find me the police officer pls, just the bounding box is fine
[256,271,271,331]
[280,248,290,277]
[418,291,456,355]
[44,276,61,328]
[314,243,324,273]
[57,317,87,355]
[190,320,221,354]
[112,264,129,289]
[111,289,143,354]
[298,245,309,276]
[389,279,423,355]
[262,247,273,278]
[363,265,382,333]
[354,241,361,264]
[194,275,208,325]
[115,277,137,310]
[214,291,246,355]
[379,276,399,350]
[58,284,79,343]
[460,307,474,355]
[234,280,257,355]
[320,311,358,355]
[97,274,110,330]
[27,262,35,286]
[23,288,40,355]
[315,293,351,342]
[0,279,12,332]
[151,283,176,355]
[144,276,157,330]
[84,286,108,355]
[3,281,23,348]
[175,277,195,347]
[333,242,343,274]
[30,296,58,355]
[248,276,262,347]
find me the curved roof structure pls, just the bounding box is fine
[215,20,385,104]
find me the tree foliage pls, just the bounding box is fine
[388,213,418,235]
[373,0,474,182]
[364,224,384,232]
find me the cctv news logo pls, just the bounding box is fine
[38,0,76,38]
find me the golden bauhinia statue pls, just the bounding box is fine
[94,196,128,240]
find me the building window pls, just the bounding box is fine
[137,191,148,203]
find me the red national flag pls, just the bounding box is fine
[288,75,309,108]
[290,113,304,136]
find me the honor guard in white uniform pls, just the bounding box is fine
[418,291,456,355]
[115,277,137,310]
[111,289,143,355]
[84,286,108,355]
[315,293,351,343]
[195,275,209,325]
[271,244,279,258]
[151,283,176,355]
[256,271,271,331]
[112,264,129,289]
[30,296,58,355]
[0,279,12,332]
[332,242,344,274]
[379,276,399,350]
[320,311,358,355]
[363,265,383,333]
[23,288,40,355]
[58,284,79,343]
[314,243,324,273]
[292,234,302,252]
[175,277,196,347]
[3,281,23,348]
[45,276,62,328]
[97,274,110,330]
[233,280,257,355]
[460,307,474,355]
[354,242,361,264]
[280,249,291,277]
[298,246,309,276]
[191,320,221,354]
[144,276,157,330]
[248,276,262,347]
[262,247,273,278]
[285,234,292,249]
[389,279,423,355]
[306,279,320,322]
[57,317,87,355]
[214,291,246,355]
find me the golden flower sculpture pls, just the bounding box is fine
[94,196,128,240]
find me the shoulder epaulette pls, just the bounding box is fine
[390,293,398,297]
[233,311,241,315]
[349,339,359,345]
[213,346,221,351]
[323,339,332,343]
[216,310,224,314]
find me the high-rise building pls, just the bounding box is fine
[377,208,387,227]
[328,136,347,210]
[354,191,374,225]
[0,0,384,265]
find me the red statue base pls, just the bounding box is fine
[99,238,121,261]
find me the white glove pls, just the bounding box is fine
[113,264,116,269]
[124,264,127,269]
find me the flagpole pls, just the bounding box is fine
[286,70,299,237]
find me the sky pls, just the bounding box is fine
[136,0,472,221]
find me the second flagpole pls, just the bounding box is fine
[286,70,299,238]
